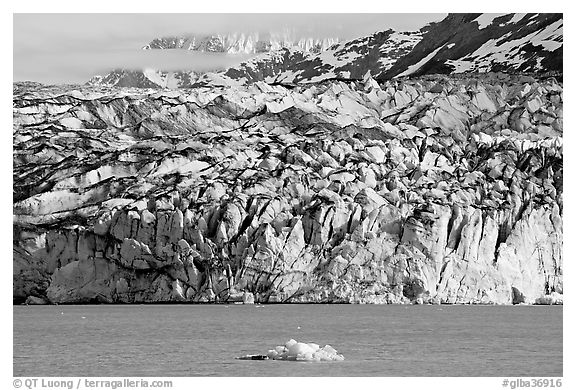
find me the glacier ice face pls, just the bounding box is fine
[13,73,562,305]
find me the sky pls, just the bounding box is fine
[13,13,446,84]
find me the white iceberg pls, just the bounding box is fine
[236,339,345,361]
[268,339,345,361]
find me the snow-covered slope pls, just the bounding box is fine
[86,13,562,89]
[196,13,562,86]
[143,32,340,54]
[194,29,423,86]
[383,13,562,78]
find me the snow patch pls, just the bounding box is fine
[378,31,423,71]
[455,18,563,72]
[530,19,563,51]
[274,70,304,83]
[446,59,475,73]
[395,45,446,77]
[474,13,509,29]
[508,13,528,25]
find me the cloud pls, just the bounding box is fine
[14,48,255,84]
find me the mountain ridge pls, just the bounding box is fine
[196,13,562,87]
[87,13,562,91]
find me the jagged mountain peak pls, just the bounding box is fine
[142,31,341,54]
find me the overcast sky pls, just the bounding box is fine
[13,13,447,84]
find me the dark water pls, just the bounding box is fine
[13,304,562,377]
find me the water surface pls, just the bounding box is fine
[13,304,562,376]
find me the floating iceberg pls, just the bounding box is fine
[236,339,345,361]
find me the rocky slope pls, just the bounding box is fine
[13,72,562,305]
[143,32,340,54]
[197,13,563,86]
[87,69,201,89]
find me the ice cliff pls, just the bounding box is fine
[13,73,562,305]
